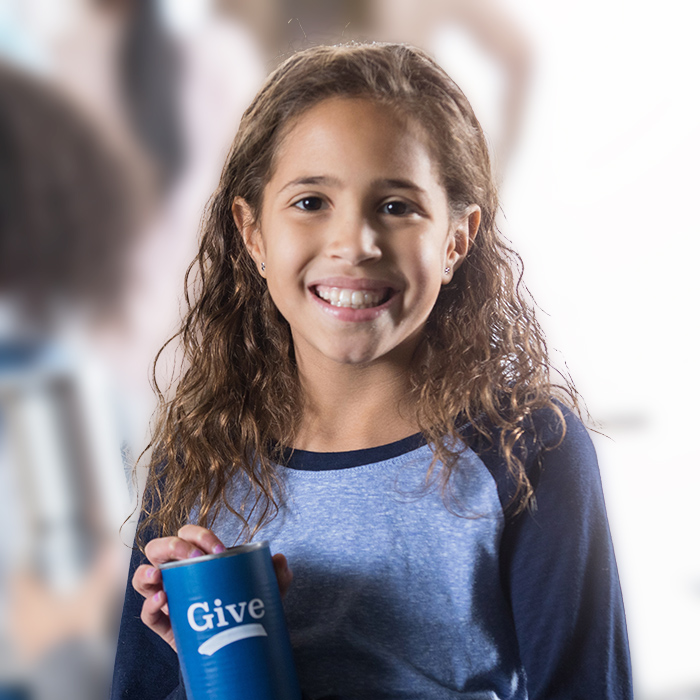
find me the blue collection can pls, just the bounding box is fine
[160,541,301,700]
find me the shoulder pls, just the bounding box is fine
[464,400,615,590]
[463,400,599,517]
[528,402,600,502]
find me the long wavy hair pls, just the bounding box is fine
[137,43,579,548]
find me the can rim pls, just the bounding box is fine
[159,540,269,570]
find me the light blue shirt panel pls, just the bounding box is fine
[216,445,527,699]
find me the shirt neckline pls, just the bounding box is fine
[280,431,428,471]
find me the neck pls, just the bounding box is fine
[293,357,420,452]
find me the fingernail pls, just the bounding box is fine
[213,544,225,554]
[147,567,156,578]
[154,591,162,603]
[188,548,203,559]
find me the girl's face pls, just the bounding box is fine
[235,97,479,372]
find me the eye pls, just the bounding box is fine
[380,200,412,216]
[293,196,325,211]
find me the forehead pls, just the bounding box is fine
[268,97,443,189]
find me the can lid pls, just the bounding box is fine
[159,540,269,570]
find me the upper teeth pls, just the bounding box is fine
[315,286,385,309]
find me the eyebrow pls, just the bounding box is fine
[277,175,427,196]
[376,178,427,195]
[277,175,342,195]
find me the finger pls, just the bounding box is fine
[141,591,176,651]
[272,553,293,599]
[133,564,162,598]
[177,525,226,555]
[144,536,206,567]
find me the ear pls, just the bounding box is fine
[443,204,480,283]
[232,196,266,276]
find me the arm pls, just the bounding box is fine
[444,0,532,181]
[500,409,633,699]
[110,536,184,700]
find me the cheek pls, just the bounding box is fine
[406,238,450,305]
[267,237,311,284]
[263,233,311,305]
[262,216,309,261]
[413,237,449,280]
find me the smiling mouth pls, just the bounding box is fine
[313,285,394,310]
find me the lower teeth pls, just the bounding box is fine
[329,301,376,309]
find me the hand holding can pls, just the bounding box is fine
[132,526,300,699]
[133,526,293,652]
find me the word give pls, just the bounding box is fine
[187,597,265,632]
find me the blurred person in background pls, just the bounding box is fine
[44,0,264,430]
[0,60,145,699]
[220,0,531,181]
[0,7,264,696]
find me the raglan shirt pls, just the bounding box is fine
[110,407,633,699]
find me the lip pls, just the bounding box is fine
[307,278,400,322]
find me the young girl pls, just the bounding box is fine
[111,43,632,699]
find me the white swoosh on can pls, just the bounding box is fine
[197,624,268,656]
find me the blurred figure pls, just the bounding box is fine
[0,60,144,698]
[114,0,264,428]
[0,8,262,698]
[24,0,264,446]
[119,0,185,193]
[371,0,531,182]
[220,0,531,180]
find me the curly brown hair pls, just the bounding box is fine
[137,42,579,548]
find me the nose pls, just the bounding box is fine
[326,208,382,265]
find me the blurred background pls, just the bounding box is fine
[0,0,697,698]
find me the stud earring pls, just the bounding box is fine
[261,262,266,272]
[444,266,450,275]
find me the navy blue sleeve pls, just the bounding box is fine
[110,533,185,700]
[476,407,633,699]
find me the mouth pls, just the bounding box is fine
[312,284,395,310]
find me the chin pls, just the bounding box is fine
[330,352,379,366]
[322,343,383,366]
